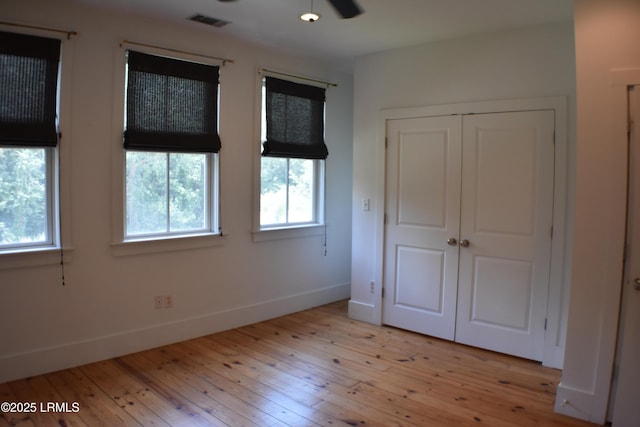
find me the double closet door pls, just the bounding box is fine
[382,110,555,361]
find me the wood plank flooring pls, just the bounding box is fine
[0,300,600,426]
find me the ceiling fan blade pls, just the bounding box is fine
[326,0,363,19]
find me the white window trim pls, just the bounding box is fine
[0,247,73,270]
[252,224,325,243]
[111,232,226,257]
[110,41,224,255]
[252,68,328,242]
[0,24,74,268]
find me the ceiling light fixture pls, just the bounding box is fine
[300,0,320,22]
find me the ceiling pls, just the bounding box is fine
[75,0,574,65]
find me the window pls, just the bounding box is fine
[260,76,327,229]
[0,31,61,252]
[123,50,220,239]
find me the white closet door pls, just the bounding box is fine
[455,110,555,361]
[382,115,462,340]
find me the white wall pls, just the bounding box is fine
[0,0,353,383]
[555,0,640,424]
[349,23,576,362]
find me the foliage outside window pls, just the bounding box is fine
[260,76,327,229]
[0,148,49,246]
[0,31,60,251]
[260,157,315,225]
[123,50,220,239]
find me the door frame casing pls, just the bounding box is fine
[371,97,568,369]
[554,69,640,424]
[609,84,640,425]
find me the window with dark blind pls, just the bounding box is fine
[124,50,221,153]
[259,76,327,229]
[0,31,61,252]
[0,31,61,147]
[122,50,220,239]
[263,77,328,160]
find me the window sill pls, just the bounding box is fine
[111,232,225,257]
[252,224,325,242]
[0,246,74,270]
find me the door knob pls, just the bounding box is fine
[447,237,457,246]
[633,278,640,290]
[460,239,470,248]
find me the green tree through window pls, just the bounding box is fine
[126,152,207,236]
[0,148,48,245]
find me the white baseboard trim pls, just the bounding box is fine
[348,299,379,325]
[555,382,606,425]
[0,283,350,383]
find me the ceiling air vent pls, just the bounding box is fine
[189,14,230,28]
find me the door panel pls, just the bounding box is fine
[471,256,533,330]
[397,131,448,227]
[395,246,445,313]
[382,115,462,340]
[455,111,555,361]
[473,127,536,235]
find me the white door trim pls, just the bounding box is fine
[370,96,568,368]
[555,69,640,424]
[610,84,640,426]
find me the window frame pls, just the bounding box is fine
[123,150,218,239]
[253,71,327,241]
[0,27,72,265]
[259,156,324,229]
[111,43,224,256]
[0,147,56,252]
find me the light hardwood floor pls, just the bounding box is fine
[1,300,600,426]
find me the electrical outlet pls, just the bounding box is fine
[154,296,163,309]
[155,295,173,309]
[370,281,375,294]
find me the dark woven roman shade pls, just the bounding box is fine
[0,31,61,147]
[124,50,221,153]
[263,77,328,160]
